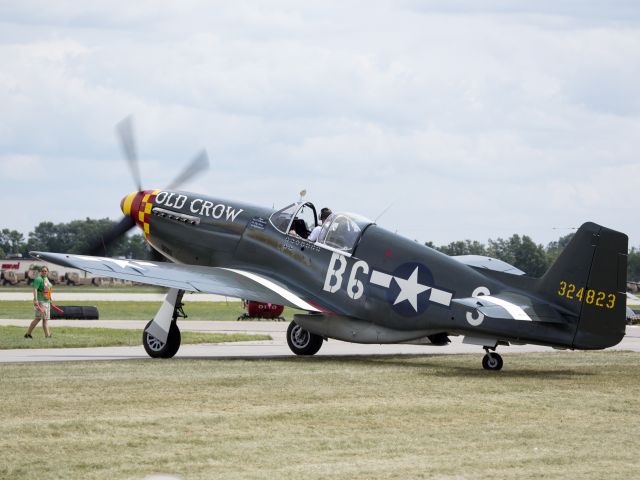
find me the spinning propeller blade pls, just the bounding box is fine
[165,149,209,190]
[85,117,209,257]
[116,116,142,192]
[87,216,136,256]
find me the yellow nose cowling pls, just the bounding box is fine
[120,192,138,217]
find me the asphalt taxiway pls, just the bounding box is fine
[1,319,639,363]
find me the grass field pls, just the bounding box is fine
[1,351,639,479]
[0,326,270,349]
[0,301,292,321]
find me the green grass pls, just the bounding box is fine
[1,351,639,479]
[0,326,270,349]
[0,301,292,321]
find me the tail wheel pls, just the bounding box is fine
[286,321,323,356]
[143,320,181,358]
[482,352,503,371]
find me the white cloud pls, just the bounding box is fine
[0,154,45,178]
[0,1,639,248]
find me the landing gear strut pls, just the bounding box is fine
[482,346,503,371]
[143,289,187,359]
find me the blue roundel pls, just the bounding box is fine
[386,262,435,317]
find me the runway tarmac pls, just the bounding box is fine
[1,319,639,364]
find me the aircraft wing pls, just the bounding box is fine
[452,255,526,275]
[30,251,321,312]
[627,292,640,307]
[452,292,570,324]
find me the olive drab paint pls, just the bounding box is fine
[32,189,630,370]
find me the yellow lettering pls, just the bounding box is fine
[595,291,605,307]
[558,281,567,296]
[566,284,575,299]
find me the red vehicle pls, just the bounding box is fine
[237,300,285,321]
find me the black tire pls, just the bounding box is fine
[482,352,503,371]
[143,320,181,358]
[286,321,323,356]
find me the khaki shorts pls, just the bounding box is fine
[35,302,51,320]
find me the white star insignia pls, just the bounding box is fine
[393,267,431,312]
[74,256,157,270]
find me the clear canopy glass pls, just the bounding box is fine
[270,204,372,252]
[318,212,372,252]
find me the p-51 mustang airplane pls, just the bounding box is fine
[31,120,628,370]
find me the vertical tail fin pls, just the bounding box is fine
[538,222,627,349]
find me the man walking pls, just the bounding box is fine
[24,266,53,338]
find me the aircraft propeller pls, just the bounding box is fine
[86,117,210,257]
[116,116,143,192]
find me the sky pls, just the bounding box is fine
[1,1,639,248]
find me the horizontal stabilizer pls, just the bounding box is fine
[452,293,569,324]
[453,255,526,275]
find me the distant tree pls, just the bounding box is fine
[436,240,487,256]
[486,237,513,265]
[120,234,153,259]
[425,230,635,280]
[0,229,26,257]
[546,233,575,266]
[426,235,548,276]
[26,218,128,256]
[487,234,549,277]
[629,247,640,282]
[26,221,56,252]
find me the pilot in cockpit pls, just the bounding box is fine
[289,218,309,238]
[307,207,332,242]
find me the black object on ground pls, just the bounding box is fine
[51,305,99,320]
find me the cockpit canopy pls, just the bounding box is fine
[318,212,371,252]
[269,203,372,253]
[270,202,317,238]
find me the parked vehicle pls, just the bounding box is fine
[1,259,115,287]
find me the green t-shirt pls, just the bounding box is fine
[33,275,51,303]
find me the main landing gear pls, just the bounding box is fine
[286,321,323,356]
[143,319,182,358]
[143,289,187,359]
[482,346,503,371]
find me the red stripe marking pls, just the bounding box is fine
[308,300,333,314]
[130,192,143,221]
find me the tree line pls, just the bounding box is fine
[425,233,573,278]
[426,233,640,281]
[1,219,639,281]
[0,219,151,260]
